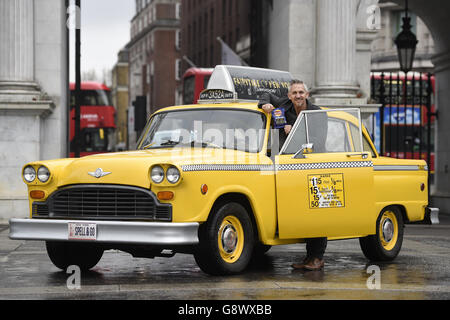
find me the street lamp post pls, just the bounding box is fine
[74,0,81,158]
[394,0,418,73]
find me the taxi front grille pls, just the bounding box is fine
[32,185,172,221]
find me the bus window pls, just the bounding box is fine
[70,90,112,108]
[183,76,195,104]
[203,75,211,89]
[69,82,116,157]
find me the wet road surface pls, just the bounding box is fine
[0,216,449,300]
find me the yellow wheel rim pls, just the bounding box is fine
[379,210,398,251]
[218,215,244,263]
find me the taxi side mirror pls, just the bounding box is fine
[293,143,314,159]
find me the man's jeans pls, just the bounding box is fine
[306,237,327,259]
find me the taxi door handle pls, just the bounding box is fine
[346,153,368,159]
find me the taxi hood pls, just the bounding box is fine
[56,148,266,188]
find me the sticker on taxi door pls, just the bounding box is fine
[308,173,345,208]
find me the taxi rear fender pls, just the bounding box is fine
[396,205,409,223]
[376,204,410,224]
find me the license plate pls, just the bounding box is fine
[68,222,97,241]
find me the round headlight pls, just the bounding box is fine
[23,166,36,183]
[37,166,50,183]
[151,166,164,183]
[166,166,180,184]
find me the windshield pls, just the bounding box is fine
[137,108,267,153]
[70,90,112,108]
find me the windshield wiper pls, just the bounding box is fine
[147,139,222,149]
[160,139,180,146]
[182,140,223,149]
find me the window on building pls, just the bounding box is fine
[176,3,181,20]
[175,59,182,81]
[175,30,181,51]
[222,0,226,21]
[136,0,142,13]
[151,33,155,51]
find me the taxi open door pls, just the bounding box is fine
[274,109,376,240]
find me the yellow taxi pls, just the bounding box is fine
[9,66,439,275]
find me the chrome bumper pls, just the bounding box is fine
[425,207,440,225]
[9,218,199,245]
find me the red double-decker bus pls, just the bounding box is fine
[182,67,213,104]
[371,72,436,174]
[69,82,116,157]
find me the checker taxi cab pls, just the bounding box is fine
[9,66,439,275]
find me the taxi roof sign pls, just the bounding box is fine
[198,65,293,104]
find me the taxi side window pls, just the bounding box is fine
[348,123,377,157]
[281,110,369,155]
[326,119,351,152]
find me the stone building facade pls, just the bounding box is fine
[371,2,435,72]
[0,0,68,223]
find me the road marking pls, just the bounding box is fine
[0,280,449,297]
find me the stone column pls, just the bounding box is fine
[355,0,382,136]
[311,0,381,138]
[0,0,36,90]
[0,0,55,223]
[313,0,360,99]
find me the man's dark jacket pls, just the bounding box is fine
[258,92,326,150]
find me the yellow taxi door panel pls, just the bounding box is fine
[275,108,375,239]
[275,153,374,239]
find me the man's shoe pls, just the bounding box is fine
[303,258,324,271]
[291,257,311,270]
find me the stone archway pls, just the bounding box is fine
[380,0,450,213]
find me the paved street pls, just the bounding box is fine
[1,216,449,301]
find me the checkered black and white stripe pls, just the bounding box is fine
[181,161,372,172]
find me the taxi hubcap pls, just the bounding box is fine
[382,218,394,242]
[221,225,238,253]
[379,211,398,251]
[218,215,244,263]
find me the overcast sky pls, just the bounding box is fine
[69,0,135,83]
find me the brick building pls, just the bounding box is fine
[126,0,181,148]
[127,0,182,116]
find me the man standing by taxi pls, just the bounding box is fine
[258,79,327,271]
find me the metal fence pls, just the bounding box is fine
[370,71,436,200]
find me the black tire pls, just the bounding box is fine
[46,241,104,271]
[359,206,404,261]
[194,202,255,275]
